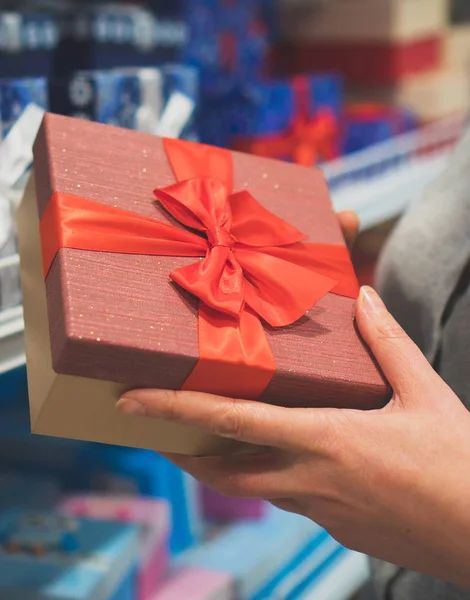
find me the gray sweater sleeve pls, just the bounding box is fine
[371,127,470,600]
[376,126,470,363]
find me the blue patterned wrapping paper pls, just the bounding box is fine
[0,11,60,79]
[50,65,199,141]
[0,77,49,139]
[200,73,343,151]
[183,1,269,96]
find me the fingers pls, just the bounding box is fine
[116,389,323,450]
[337,210,359,250]
[355,286,441,401]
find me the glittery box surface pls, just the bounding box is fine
[32,113,387,411]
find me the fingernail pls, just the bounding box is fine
[116,397,146,416]
[359,286,386,316]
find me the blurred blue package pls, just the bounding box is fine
[55,3,188,77]
[78,445,203,555]
[183,1,269,96]
[0,11,60,79]
[0,472,60,511]
[175,505,325,600]
[51,65,199,141]
[0,77,48,139]
[0,510,139,600]
[343,103,419,155]
[201,73,343,158]
[252,531,347,600]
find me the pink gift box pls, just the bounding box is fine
[202,486,267,522]
[153,568,234,600]
[58,494,169,600]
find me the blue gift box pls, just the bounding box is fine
[0,77,48,138]
[183,2,269,96]
[0,12,60,79]
[77,445,203,555]
[176,506,329,600]
[51,65,199,141]
[343,104,418,155]
[200,73,343,155]
[0,510,139,600]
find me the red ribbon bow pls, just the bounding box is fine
[40,138,358,399]
[155,177,344,328]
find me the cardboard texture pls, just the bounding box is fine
[18,114,388,455]
[445,24,470,69]
[279,0,449,43]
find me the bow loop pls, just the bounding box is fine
[230,190,307,247]
[154,178,232,234]
[171,246,245,318]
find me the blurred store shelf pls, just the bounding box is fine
[325,113,466,230]
[0,253,25,375]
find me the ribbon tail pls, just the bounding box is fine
[182,304,275,400]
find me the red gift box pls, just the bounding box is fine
[273,37,442,86]
[18,114,388,456]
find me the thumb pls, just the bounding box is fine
[355,286,442,403]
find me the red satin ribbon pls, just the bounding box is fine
[40,138,358,399]
[233,77,339,167]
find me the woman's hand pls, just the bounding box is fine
[117,284,470,589]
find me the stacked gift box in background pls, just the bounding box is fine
[0,1,468,599]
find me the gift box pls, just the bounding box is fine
[59,495,170,600]
[18,113,388,456]
[0,11,60,79]
[273,36,443,86]
[153,568,234,600]
[202,486,267,522]
[227,75,342,165]
[279,0,449,44]
[348,68,470,121]
[175,506,325,600]
[251,531,346,600]
[54,3,188,77]
[183,2,269,96]
[75,445,202,555]
[343,103,418,155]
[444,24,470,69]
[0,509,139,600]
[50,65,199,141]
[0,77,48,139]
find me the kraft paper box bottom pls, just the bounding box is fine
[18,174,247,456]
